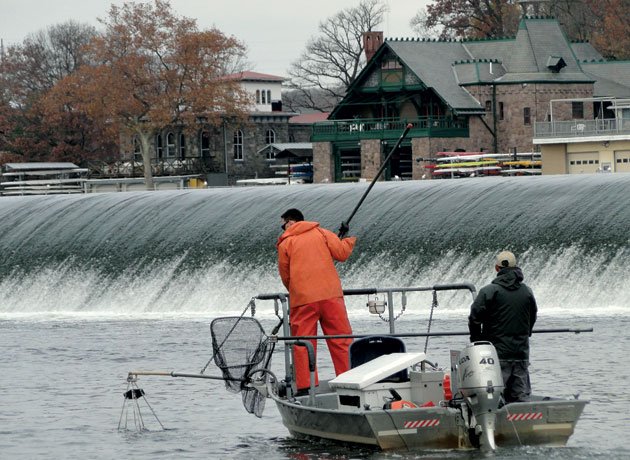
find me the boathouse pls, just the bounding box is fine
[312,16,630,182]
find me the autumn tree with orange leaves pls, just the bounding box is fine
[45,0,250,189]
[586,0,630,60]
[0,21,103,162]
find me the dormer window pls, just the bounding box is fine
[546,56,566,73]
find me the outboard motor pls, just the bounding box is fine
[456,342,504,450]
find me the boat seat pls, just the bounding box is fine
[350,335,408,382]
[331,352,425,390]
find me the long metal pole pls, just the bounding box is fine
[338,122,413,236]
[125,327,592,380]
[270,327,593,341]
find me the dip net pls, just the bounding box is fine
[210,316,275,417]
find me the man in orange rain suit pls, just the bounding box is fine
[277,208,356,393]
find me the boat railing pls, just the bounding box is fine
[256,283,476,334]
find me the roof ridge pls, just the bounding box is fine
[386,37,462,43]
[453,58,502,65]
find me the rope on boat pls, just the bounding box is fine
[503,400,523,446]
[424,290,439,354]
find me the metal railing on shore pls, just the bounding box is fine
[534,118,630,139]
[88,157,213,178]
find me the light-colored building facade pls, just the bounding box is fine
[535,99,630,174]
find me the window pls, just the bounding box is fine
[179,133,186,159]
[381,58,403,85]
[256,90,260,104]
[133,136,142,162]
[233,129,243,160]
[381,59,402,69]
[261,90,266,104]
[523,107,531,125]
[166,132,176,157]
[485,100,491,112]
[200,131,210,157]
[265,129,275,145]
[156,134,163,159]
[267,90,271,104]
[572,101,584,119]
[499,102,504,120]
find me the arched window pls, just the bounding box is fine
[156,134,163,159]
[261,90,266,104]
[233,129,243,160]
[265,129,276,160]
[200,131,210,157]
[179,133,186,159]
[166,132,176,157]
[267,90,272,104]
[256,89,261,104]
[265,129,275,145]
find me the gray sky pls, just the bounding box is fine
[0,0,430,76]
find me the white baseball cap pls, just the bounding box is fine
[495,250,517,268]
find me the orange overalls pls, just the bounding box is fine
[277,221,356,390]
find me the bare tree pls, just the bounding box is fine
[410,0,520,40]
[287,0,388,113]
[1,21,96,106]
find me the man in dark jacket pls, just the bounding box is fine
[469,251,538,402]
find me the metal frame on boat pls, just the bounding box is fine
[255,283,588,450]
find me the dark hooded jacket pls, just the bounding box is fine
[469,267,538,360]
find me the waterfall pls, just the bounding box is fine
[1,174,628,316]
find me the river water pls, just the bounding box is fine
[1,175,629,458]
[1,312,628,459]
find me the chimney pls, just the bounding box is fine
[362,31,383,62]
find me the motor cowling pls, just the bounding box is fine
[456,342,504,450]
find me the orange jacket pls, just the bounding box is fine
[277,221,356,307]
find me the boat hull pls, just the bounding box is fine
[274,395,587,450]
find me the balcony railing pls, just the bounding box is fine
[312,117,468,142]
[534,118,630,139]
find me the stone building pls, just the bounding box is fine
[312,15,630,182]
[113,71,313,186]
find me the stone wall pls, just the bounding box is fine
[288,124,313,143]
[468,82,594,153]
[313,142,333,183]
[360,139,382,180]
[228,119,291,184]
